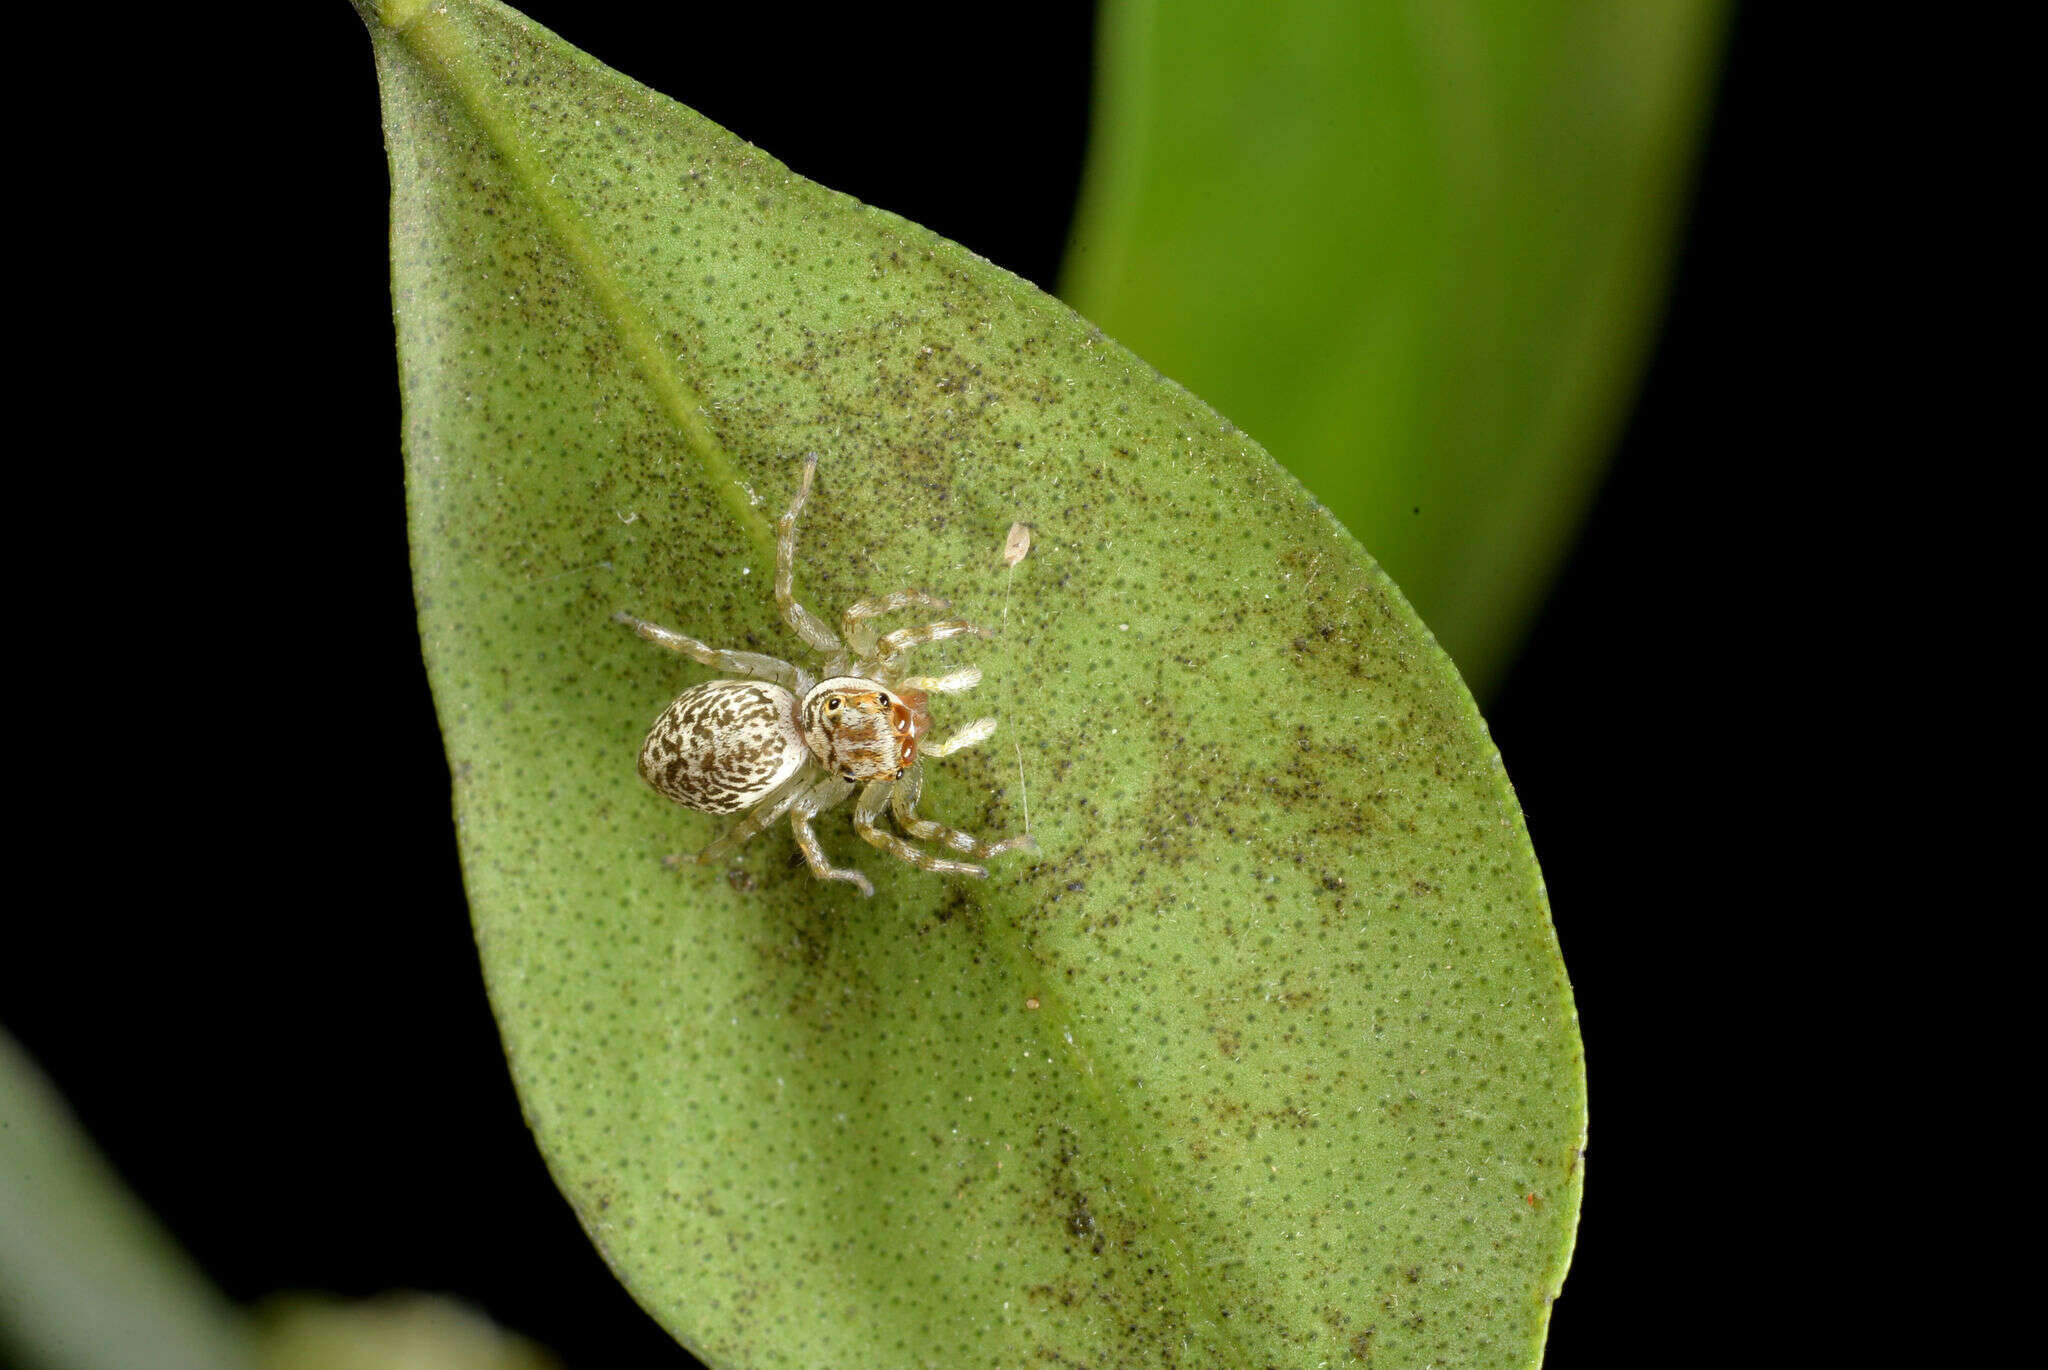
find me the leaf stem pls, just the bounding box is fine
[376,3,778,565]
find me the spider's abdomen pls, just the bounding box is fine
[638,680,809,815]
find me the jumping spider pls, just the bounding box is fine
[616,456,1033,896]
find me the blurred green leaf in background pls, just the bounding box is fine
[1,1031,255,1370]
[1065,0,1726,695]
[355,0,1585,1366]
[1,1028,556,1370]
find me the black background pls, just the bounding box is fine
[6,4,1831,1367]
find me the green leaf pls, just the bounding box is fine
[1064,0,1727,696]
[358,2,1585,1366]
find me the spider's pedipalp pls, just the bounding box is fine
[923,716,998,759]
[775,455,845,654]
[614,612,811,694]
[854,781,988,878]
[896,665,981,695]
[842,590,951,658]
[889,763,1034,860]
[789,775,871,895]
[874,619,994,670]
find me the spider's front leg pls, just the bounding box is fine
[888,763,1035,860]
[855,780,990,879]
[775,456,846,655]
[788,775,872,896]
[873,619,994,672]
[841,590,951,659]
[613,612,811,694]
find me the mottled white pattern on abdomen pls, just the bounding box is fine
[637,679,809,814]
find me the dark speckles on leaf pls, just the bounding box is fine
[1066,1191,1099,1246]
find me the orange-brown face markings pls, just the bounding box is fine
[891,686,932,768]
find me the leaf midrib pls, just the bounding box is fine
[382,0,777,568]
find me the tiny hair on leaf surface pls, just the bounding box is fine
[358,3,1585,1368]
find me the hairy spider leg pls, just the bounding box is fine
[788,775,870,896]
[874,620,994,672]
[895,665,982,694]
[855,780,989,878]
[694,768,814,864]
[888,762,1035,860]
[775,455,845,655]
[613,612,813,694]
[841,590,952,658]
[923,716,998,758]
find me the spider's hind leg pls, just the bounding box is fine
[693,770,813,865]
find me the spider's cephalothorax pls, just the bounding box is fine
[616,456,1033,896]
[801,678,929,782]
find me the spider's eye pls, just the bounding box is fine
[876,692,891,708]
[895,767,905,779]
[841,771,856,782]
[826,697,841,712]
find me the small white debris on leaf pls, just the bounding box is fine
[1003,522,1032,568]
